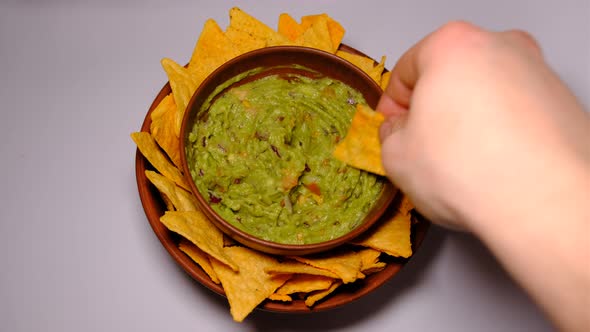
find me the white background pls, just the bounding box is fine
[1,1,588,331]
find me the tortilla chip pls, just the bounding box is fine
[398,194,415,216]
[336,50,374,73]
[362,262,387,275]
[131,132,192,190]
[289,251,364,284]
[358,248,382,269]
[187,19,243,91]
[226,7,289,51]
[223,235,237,247]
[335,51,385,84]
[369,56,386,84]
[160,192,175,211]
[275,274,334,296]
[304,281,342,307]
[358,248,387,274]
[225,27,266,54]
[211,246,291,322]
[333,104,386,176]
[145,170,198,212]
[160,211,239,271]
[264,260,340,279]
[160,58,200,137]
[150,93,182,169]
[301,14,345,51]
[352,212,413,258]
[268,293,292,302]
[298,15,333,53]
[189,19,240,72]
[380,70,391,90]
[277,13,304,41]
[179,239,220,284]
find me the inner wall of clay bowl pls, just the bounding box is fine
[179,46,394,255]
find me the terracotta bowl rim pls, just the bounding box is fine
[179,45,395,256]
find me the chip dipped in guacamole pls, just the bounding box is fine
[186,66,385,245]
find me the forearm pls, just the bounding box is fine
[469,157,590,331]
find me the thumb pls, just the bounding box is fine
[377,93,408,184]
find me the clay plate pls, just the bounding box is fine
[135,44,430,313]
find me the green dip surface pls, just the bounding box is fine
[187,67,384,245]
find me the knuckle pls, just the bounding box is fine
[506,29,542,55]
[422,21,490,66]
[438,20,484,41]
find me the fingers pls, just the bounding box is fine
[376,90,406,117]
[379,114,408,186]
[378,22,542,126]
[376,28,433,142]
[379,108,407,143]
[377,83,409,184]
[383,23,541,113]
[384,33,428,109]
[383,21,538,112]
[501,29,543,57]
[383,68,415,109]
[383,21,477,108]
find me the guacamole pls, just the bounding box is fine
[187,67,384,245]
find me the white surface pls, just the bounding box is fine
[1,1,588,331]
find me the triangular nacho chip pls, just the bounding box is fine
[268,293,292,302]
[160,58,200,137]
[358,248,387,274]
[225,26,266,54]
[336,50,374,72]
[226,7,290,51]
[264,260,339,279]
[145,170,198,212]
[301,14,345,51]
[304,280,342,307]
[289,250,364,284]
[333,104,386,176]
[369,56,386,84]
[211,246,291,322]
[189,19,240,72]
[160,192,175,211]
[179,239,220,284]
[398,194,415,216]
[160,211,239,271]
[131,132,192,190]
[275,274,334,296]
[352,212,413,258]
[277,13,304,41]
[150,93,182,169]
[298,14,333,53]
[336,51,385,84]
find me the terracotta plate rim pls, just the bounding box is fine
[134,44,431,313]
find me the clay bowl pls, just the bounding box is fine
[179,46,396,256]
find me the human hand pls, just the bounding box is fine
[378,21,589,231]
[377,21,590,331]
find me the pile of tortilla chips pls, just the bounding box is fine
[131,7,414,322]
